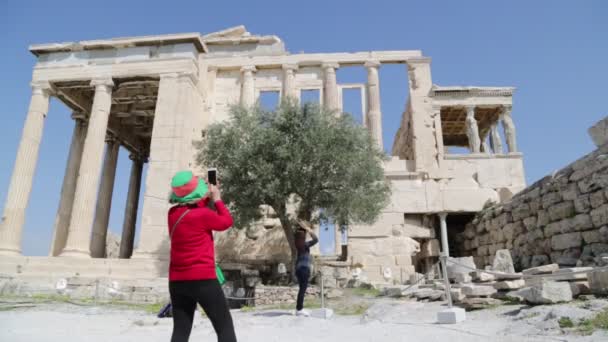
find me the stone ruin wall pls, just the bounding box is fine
[457,125,608,270]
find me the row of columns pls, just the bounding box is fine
[237,61,384,150]
[465,105,517,154]
[0,78,146,258]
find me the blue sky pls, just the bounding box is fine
[1,0,606,256]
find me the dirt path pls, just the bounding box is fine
[1,299,607,341]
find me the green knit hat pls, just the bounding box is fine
[170,170,208,203]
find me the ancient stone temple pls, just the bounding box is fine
[0,26,525,297]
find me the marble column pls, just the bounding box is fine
[0,81,52,256]
[322,63,340,112]
[438,213,449,257]
[490,121,503,154]
[90,135,120,258]
[240,65,256,107]
[61,78,114,257]
[281,64,298,103]
[365,60,384,150]
[50,113,88,256]
[500,105,517,153]
[119,153,145,259]
[465,106,481,153]
[481,131,491,154]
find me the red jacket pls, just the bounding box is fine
[167,198,233,281]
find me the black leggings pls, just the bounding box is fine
[295,267,310,311]
[169,279,237,342]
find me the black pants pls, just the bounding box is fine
[295,267,310,311]
[169,279,237,342]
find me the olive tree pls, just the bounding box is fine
[196,99,391,270]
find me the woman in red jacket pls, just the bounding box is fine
[167,170,237,342]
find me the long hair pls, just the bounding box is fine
[294,229,306,253]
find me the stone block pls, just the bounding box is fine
[591,204,608,228]
[413,288,444,301]
[311,308,334,319]
[552,267,593,281]
[561,183,579,201]
[588,116,608,147]
[588,269,608,295]
[544,222,562,238]
[519,281,573,304]
[454,273,472,284]
[583,230,602,244]
[447,257,476,279]
[548,201,575,222]
[530,255,550,267]
[493,272,523,281]
[537,210,549,227]
[574,195,591,214]
[492,249,515,274]
[459,297,502,311]
[461,284,497,297]
[450,288,465,302]
[571,214,593,231]
[601,226,608,242]
[522,216,537,231]
[551,232,582,250]
[494,279,525,290]
[590,190,607,209]
[570,281,591,297]
[542,192,562,209]
[437,307,466,324]
[522,263,559,275]
[472,271,495,282]
[512,203,531,221]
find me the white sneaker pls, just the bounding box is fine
[296,309,311,317]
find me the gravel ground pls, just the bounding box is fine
[1,299,608,341]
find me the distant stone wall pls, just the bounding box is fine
[457,142,608,270]
[254,285,318,306]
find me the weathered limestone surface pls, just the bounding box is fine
[518,281,573,304]
[589,117,608,147]
[458,125,608,269]
[61,79,114,257]
[0,82,52,256]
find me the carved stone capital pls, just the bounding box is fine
[240,65,257,73]
[282,63,299,71]
[465,105,476,117]
[321,62,339,70]
[71,111,87,122]
[105,133,118,144]
[364,60,381,69]
[30,80,53,96]
[90,77,114,92]
[129,153,147,163]
[502,105,513,116]
[160,73,179,80]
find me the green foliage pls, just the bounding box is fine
[196,99,390,232]
[578,309,608,335]
[558,316,574,328]
[334,303,370,316]
[351,287,381,298]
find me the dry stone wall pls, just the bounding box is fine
[458,142,608,270]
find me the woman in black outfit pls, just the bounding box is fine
[294,220,318,316]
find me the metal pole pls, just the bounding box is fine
[439,213,449,258]
[440,254,453,308]
[438,212,453,308]
[320,271,325,309]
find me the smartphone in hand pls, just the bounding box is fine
[207,168,218,185]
